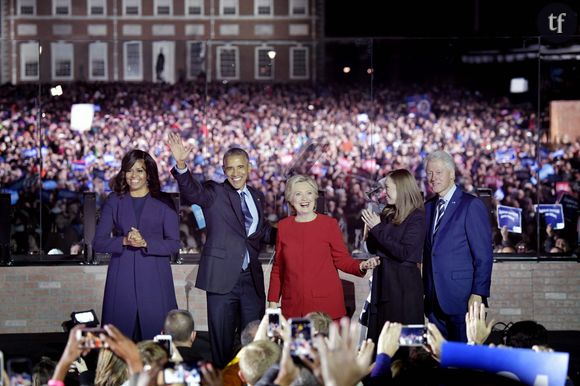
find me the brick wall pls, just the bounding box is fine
[0,262,578,334]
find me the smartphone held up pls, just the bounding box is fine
[398,325,427,346]
[289,318,313,362]
[77,327,109,349]
[266,308,281,338]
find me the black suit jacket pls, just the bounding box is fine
[171,168,275,295]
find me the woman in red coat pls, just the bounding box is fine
[267,175,379,320]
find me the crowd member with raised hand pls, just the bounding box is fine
[93,149,180,340]
[268,174,379,320]
[314,318,375,386]
[465,301,495,345]
[367,321,402,383]
[51,325,92,385]
[361,169,426,343]
[50,324,144,386]
[168,132,277,368]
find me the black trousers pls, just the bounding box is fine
[206,270,265,368]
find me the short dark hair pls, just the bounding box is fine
[241,319,261,346]
[223,147,249,165]
[109,149,161,198]
[164,309,195,342]
[505,320,548,348]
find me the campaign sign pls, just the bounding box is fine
[495,148,517,164]
[497,205,522,233]
[441,342,569,386]
[535,204,565,230]
[559,194,579,224]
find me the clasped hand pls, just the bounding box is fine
[359,257,380,271]
[124,227,147,248]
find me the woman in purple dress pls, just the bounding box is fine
[94,149,180,340]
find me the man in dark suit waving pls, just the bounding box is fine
[168,133,276,367]
[423,150,493,342]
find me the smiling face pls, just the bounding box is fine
[384,177,397,206]
[289,181,317,217]
[223,154,250,190]
[426,159,455,196]
[125,159,149,195]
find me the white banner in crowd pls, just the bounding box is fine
[70,104,95,132]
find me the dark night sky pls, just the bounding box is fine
[324,0,578,38]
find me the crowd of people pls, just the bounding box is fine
[4,304,573,386]
[1,81,579,256]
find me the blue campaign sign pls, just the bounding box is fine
[494,148,516,164]
[497,205,522,233]
[535,204,565,230]
[441,342,569,386]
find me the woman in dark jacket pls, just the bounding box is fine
[94,149,180,340]
[361,169,426,343]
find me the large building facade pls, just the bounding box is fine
[1,0,318,83]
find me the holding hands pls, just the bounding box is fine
[167,132,192,169]
[359,256,380,271]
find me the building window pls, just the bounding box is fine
[155,0,172,15]
[255,47,274,80]
[20,42,39,80]
[185,0,203,15]
[51,42,74,80]
[124,41,142,80]
[18,0,35,15]
[290,46,309,79]
[53,0,71,15]
[88,0,105,15]
[255,0,272,16]
[217,46,239,80]
[289,0,307,15]
[124,0,140,15]
[188,41,205,79]
[89,42,108,80]
[221,0,238,16]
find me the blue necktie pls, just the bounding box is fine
[433,198,446,236]
[240,191,253,270]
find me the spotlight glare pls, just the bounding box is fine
[343,66,351,74]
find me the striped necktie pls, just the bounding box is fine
[433,198,446,236]
[240,191,253,235]
[240,191,253,270]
